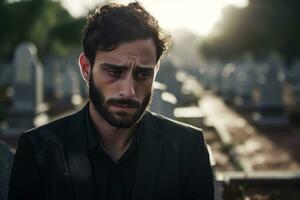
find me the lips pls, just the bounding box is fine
[110,104,138,114]
[111,103,138,108]
[107,99,140,109]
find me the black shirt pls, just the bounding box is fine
[85,109,141,200]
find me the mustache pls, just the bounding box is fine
[107,98,140,108]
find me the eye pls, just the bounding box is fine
[107,69,122,78]
[134,70,153,81]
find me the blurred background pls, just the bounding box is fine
[0,0,300,199]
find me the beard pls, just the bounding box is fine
[89,74,152,128]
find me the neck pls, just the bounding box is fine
[89,102,135,161]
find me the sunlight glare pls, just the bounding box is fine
[60,0,249,36]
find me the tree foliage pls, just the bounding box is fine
[200,0,300,65]
[0,0,86,60]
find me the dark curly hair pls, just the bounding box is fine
[82,2,171,65]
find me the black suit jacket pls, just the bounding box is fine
[8,105,214,200]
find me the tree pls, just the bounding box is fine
[0,0,85,60]
[200,0,300,65]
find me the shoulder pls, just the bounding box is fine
[144,112,210,166]
[21,107,84,142]
[145,111,204,140]
[0,141,14,169]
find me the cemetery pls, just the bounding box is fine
[0,40,299,199]
[196,54,300,199]
[1,0,300,199]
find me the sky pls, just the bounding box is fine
[59,0,249,36]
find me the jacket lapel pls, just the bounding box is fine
[63,106,97,200]
[132,112,163,200]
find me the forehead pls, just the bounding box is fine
[95,38,157,67]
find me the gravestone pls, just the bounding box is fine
[59,60,83,109]
[43,56,60,103]
[196,61,223,94]
[0,63,13,86]
[43,55,86,115]
[220,63,237,104]
[251,55,289,129]
[149,81,176,119]
[5,43,48,136]
[0,141,14,200]
[56,66,83,111]
[198,66,210,89]
[234,55,256,109]
[53,64,65,101]
[284,60,300,120]
[156,61,183,104]
[209,61,223,94]
[173,106,204,127]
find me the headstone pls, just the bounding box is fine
[4,42,48,136]
[156,61,183,104]
[43,56,59,103]
[53,60,83,113]
[251,54,289,129]
[53,64,65,101]
[220,63,237,104]
[149,81,176,119]
[284,60,300,120]
[234,55,256,109]
[173,106,205,127]
[175,70,201,106]
[200,61,221,93]
[59,66,83,109]
[208,61,223,94]
[43,56,85,115]
[0,141,14,200]
[0,62,13,86]
[198,66,210,89]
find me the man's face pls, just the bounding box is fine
[89,39,158,128]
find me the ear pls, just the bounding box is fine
[154,61,160,79]
[155,61,160,72]
[78,53,91,82]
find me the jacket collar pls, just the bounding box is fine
[64,105,163,200]
[85,104,142,153]
[62,103,97,200]
[132,111,163,200]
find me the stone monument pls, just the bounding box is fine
[251,54,289,129]
[220,63,237,104]
[149,81,176,119]
[283,60,300,120]
[234,55,256,109]
[4,42,48,137]
[0,141,14,200]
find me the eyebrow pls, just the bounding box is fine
[101,63,155,71]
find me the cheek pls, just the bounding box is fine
[94,71,114,84]
[92,70,116,90]
[92,78,114,99]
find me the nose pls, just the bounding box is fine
[119,74,136,98]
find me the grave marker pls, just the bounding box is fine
[6,42,48,135]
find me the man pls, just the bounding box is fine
[8,2,214,200]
